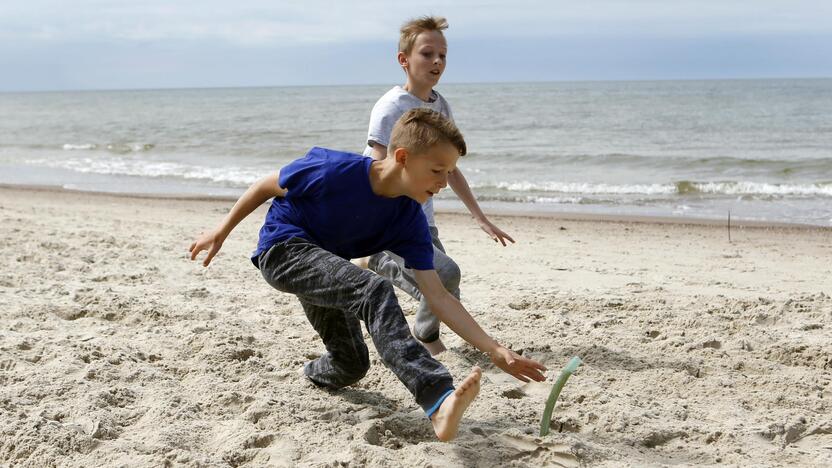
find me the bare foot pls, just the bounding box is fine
[431,366,482,442]
[421,337,447,356]
[350,256,370,269]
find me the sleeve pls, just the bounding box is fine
[367,98,404,148]
[278,149,327,199]
[389,207,435,271]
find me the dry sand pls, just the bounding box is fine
[1,186,831,467]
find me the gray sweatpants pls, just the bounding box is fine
[369,226,460,343]
[258,237,455,414]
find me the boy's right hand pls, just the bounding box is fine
[189,230,224,267]
[489,345,547,383]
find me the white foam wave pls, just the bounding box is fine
[105,143,155,153]
[492,181,676,195]
[26,157,260,186]
[62,143,97,150]
[477,180,832,197]
[694,181,832,197]
[61,143,155,153]
[525,196,585,204]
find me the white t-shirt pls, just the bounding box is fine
[363,86,454,227]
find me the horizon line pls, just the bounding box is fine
[2,75,831,95]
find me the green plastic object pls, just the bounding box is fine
[539,356,582,436]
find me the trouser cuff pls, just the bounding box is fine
[417,378,454,416]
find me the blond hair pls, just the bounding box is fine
[399,16,448,54]
[390,108,466,157]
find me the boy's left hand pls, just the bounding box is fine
[478,220,515,246]
[489,346,547,382]
[189,230,224,267]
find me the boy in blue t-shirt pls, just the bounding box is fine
[189,109,545,442]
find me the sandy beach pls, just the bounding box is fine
[1,185,830,467]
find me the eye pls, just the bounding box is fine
[439,54,446,60]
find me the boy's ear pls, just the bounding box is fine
[393,147,409,165]
[397,51,408,69]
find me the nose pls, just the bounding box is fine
[438,175,448,189]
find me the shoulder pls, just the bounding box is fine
[368,88,413,131]
[322,149,373,179]
[313,148,366,168]
[282,148,369,196]
[372,87,402,108]
[433,89,450,105]
[433,90,454,117]
[287,147,365,178]
[375,86,421,113]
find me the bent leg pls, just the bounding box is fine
[300,300,370,389]
[259,238,454,413]
[369,251,423,300]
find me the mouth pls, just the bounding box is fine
[430,70,441,76]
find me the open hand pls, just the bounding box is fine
[189,230,224,267]
[478,220,515,246]
[489,346,547,382]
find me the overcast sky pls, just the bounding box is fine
[1,0,830,91]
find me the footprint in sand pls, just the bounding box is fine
[496,433,580,467]
[360,415,434,449]
[50,305,87,321]
[497,379,555,401]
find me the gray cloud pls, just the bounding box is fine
[1,1,830,90]
[2,1,830,43]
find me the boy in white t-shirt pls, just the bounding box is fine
[359,16,514,355]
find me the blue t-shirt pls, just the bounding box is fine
[252,147,434,270]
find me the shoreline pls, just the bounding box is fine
[3,183,827,231]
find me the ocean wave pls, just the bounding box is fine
[26,157,259,186]
[476,180,832,198]
[491,181,677,195]
[496,153,832,174]
[676,180,832,197]
[62,143,97,150]
[62,143,155,153]
[20,155,832,200]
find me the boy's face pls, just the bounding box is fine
[396,142,459,204]
[400,30,447,88]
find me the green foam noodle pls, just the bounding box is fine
[539,356,582,436]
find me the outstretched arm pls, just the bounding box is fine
[447,169,515,246]
[189,172,286,266]
[413,269,546,382]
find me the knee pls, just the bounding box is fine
[365,275,397,302]
[413,322,440,343]
[436,258,461,292]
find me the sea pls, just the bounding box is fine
[1,79,830,226]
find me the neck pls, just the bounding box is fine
[403,80,432,102]
[368,159,406,198]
